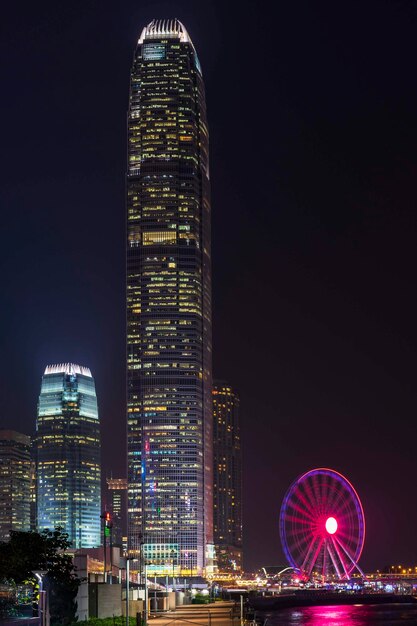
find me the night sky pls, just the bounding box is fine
[2,0,417,572]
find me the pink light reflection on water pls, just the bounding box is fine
[274,604,417,625]
[302,605,366,625]
[288,605,367,625]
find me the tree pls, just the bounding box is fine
[0,528,81,626]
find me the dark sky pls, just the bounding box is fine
[2,0,417,572]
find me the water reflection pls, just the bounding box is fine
[265,604,417,625]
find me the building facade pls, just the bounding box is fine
[0,430,31,542]
[30,457,37,531]
[127,19,213,575]
[106,477,127,548]
[35,363,101,548]
[212,382,242,572]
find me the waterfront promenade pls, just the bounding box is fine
[150,602,239,626]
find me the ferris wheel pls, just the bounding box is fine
[279,468,365,580]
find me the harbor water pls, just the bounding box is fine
[263,603,417,624]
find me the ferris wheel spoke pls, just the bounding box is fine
[301,533,320,571]
[330,535,350,578]
[338,486,362,517]
[336,525,357,545]
[283,514,314,527]
[306,536,324,576]
[295,484,315,515]
[286,532,310,551]
[311,473,324,513]
[287,532,312,555]
[328,480,352,515]
[321,539,327,580]
[327,497,358,537]
[326,540,342,579]
[334,535,352,557]
[331,491,354,517]
[323,476,334,514]
[286,499,316,522]
[286,526,310,545]
[302,478,320,512]
[325,479,342,512]
[334,535,365,577]
[337,515,362,542]
[294,485,319,517]
[335,484,351,506]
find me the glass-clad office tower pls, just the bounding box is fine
[36,363,101,548]
[0,430,31,542]
[212,383,242,572]
[127,19,214,575]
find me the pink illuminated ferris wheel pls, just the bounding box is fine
[280,468,365,580]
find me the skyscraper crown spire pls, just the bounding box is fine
[138,18,191,44]
[44,363,92,377]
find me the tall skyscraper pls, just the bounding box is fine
[0,430,31,542]
[35,363,101,548]
[106,477,127,547]
[127,19,213,575]
[212,382,242,572]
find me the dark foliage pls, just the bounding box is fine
[0,528,81,626]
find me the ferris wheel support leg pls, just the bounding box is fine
[327,540,343,579]
[334,536,365,578]
[330,536,350,579]
[307,537,324,577]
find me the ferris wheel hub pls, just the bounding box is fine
[325,516,338,535]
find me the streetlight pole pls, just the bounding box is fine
[33,571,47,626]
[144,563,148,626]
[126,558,130,626]
[109,521,113,585]
[126,558,145,626]
[138,534,148,626]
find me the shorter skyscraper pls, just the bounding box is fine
[35,363,101,548]
[106,477,127,548]
[212,382,243,572]
[0,430,31,542]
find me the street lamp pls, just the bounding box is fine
[125,558,148,626]
[32,570,48,626]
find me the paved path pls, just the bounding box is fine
[151,602,240,626]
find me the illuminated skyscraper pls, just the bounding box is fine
[127,19,213,575]
[212,382,242,572]
[35,363,101,548]
[0,430,31,542]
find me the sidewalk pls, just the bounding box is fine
[151,601,239,626]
